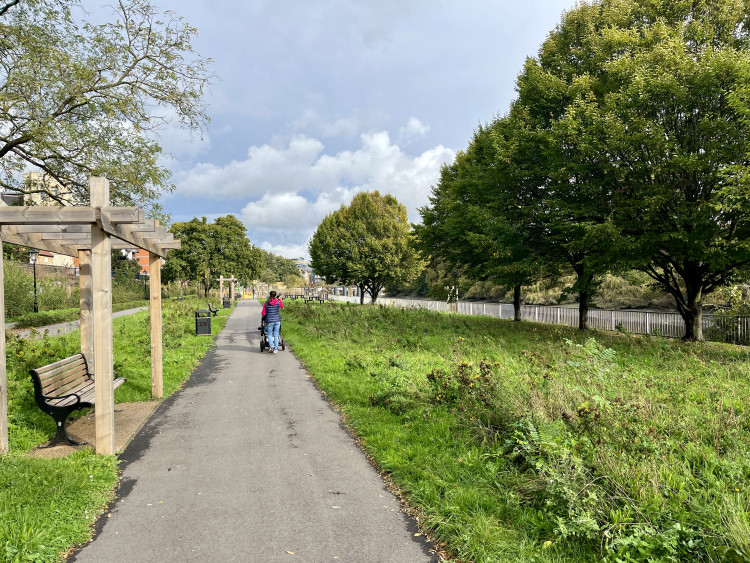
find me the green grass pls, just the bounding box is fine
[1,297,231,561]
[282,301,750,563]
[9,300,150,329]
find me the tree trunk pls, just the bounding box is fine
[359,284,365,305]
[643,261,706,342]
[513,284,522,322]
[578,291,590,331]
[681,303,704,342]
[678,280,704,341]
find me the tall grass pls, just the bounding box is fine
[282,301,750,562]
[1,297,229,561]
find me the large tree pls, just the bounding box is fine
[257,249,303,286]
[0,0,210,213]
[418,119,546,322]
[521,0,750,340]
[309,191,424,304]
[163,216,262,296]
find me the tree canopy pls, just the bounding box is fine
[420,0,750,340]
[0,0,210,214]
[257,249,304,287]
[163,216,262,294]
[309,191,424,303]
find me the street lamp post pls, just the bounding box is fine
[29,249,39,313]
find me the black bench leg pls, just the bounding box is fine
[39,420,86,448]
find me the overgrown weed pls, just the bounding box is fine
[284,300,750,562]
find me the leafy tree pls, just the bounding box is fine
[309,191,424,303]
[212,215,263,286]
[520,0,750,340]
[418,118,547,322]
[257,249,303,286]
[0,0,210,213]
[163,216,262,296]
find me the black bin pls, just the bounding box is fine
[195,310,211,335]
[223,297,231,308]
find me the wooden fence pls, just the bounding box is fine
[328,295,750,345]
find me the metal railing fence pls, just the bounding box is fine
[328,295,750,345]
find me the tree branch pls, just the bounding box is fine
[0,0,21,16]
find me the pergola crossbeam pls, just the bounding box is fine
[0,207,140,225]
[0,177,179,455]
[1,232,79,257]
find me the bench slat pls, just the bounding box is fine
[34,354,86,376]
[41,366,90,395]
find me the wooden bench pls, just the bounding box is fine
[30,353,126,448]
[207,302,220,316]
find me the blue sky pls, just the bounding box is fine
[127,0,576,258]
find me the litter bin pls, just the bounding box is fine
[223,297,231,308]
[195,309,211,335]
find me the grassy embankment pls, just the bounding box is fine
[282,301,750,563]
[0,298,229,562]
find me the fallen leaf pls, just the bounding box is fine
[286,551,294,555]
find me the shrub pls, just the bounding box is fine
[3,261,33,317]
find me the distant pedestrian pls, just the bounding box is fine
[262,291,283,353]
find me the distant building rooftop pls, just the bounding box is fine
[0,193,23,206]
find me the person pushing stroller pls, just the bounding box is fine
[262,291,284,353]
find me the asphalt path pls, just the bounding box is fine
[70,299,436,562]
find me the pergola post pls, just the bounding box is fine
[0,175,179,455]
[91,177,116,455]
[229,277,235,302]
[79,249,94,362]
[0,234,7,454]
[219,275,224,300]
[149,252,163,398]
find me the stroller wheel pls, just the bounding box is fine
[281,340,286,351]
[260,341,265,352]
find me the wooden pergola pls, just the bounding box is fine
[0,177,180,455]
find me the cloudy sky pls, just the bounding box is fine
[133,0,576,258]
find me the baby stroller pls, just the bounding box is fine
[259,315,285,352]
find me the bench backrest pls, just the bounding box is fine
[30,353,91,398]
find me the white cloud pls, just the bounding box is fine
[173,135,326,198]
[257,241,310,260]
[292,110,361,138]
[240,189,355,233]
[175,127,454,219]
[173,121,455,257]
[398,117,430,145]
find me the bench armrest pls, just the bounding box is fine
[41,390,85,408]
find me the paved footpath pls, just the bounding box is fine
[71,300,436,562]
